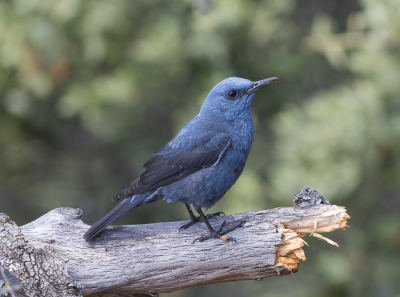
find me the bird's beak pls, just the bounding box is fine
[246,77,278,95]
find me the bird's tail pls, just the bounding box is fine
[84,191,159,241]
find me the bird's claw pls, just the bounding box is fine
[179,211,225,232]
[192,220,245,243]
[205,211,225,219]
[179,217,200,232]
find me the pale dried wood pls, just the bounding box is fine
[0,204,350,297]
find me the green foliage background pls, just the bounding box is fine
[1,0,399,296]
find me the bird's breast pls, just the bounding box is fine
[222,117,254,173]
[231,116,255,152]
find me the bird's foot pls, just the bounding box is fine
[179,211,225,232]
[193,220,245,243]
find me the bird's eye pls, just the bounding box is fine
[228,90,237,98]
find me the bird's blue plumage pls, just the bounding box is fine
[84,76,277,240]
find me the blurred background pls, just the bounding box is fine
[0,0,399,296]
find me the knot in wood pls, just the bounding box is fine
[293,187,330,208]
[54,208,83,219]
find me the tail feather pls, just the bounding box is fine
[84,198,136,241]
[84,190,161,241]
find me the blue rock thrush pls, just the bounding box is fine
[84,76,277,242]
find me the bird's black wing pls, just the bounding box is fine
[112,131,230,201]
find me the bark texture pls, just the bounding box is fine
[0,205,350,297]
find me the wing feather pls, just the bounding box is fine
[112,132,230,201]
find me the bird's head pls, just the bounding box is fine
[200,77,277,121]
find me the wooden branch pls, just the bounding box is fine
[0,203,350,297]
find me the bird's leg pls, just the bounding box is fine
[193,209,245,243]
[179,204,224,232]
[179,204,200,232]
[185,203,198,221]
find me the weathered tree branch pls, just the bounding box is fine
[1,202,350,297]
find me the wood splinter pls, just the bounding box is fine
[275,205,350,274]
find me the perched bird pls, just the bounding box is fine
[84,76,277,242]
